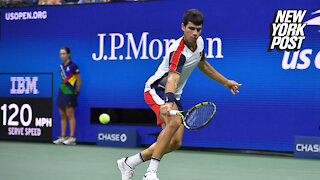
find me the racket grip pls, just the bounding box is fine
[169,110,179,116]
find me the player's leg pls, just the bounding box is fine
[64,106,76,145]
[59,106,68,137]
[117,90,179,180]
[143,104,180,180]
[53,106,67,144]
[165,123,184,152]
[152,110,183,156]
[66,106,76,137]
[117,128,164,180]
[117,118,183,180]
[124,122,183,168]
[140,123,184,161]
[125,99,181,164]
[163,99,184,153]
[126,91,182,162]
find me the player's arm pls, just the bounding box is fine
[165,71,180,94]
[197,57,242,95]
[160,71,181,116]
[73,65,82,95]
[75,74,82,94]
[160,50,186,116]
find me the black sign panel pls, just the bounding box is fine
[0,98,52,141]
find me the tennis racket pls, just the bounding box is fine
[169,102,217,130]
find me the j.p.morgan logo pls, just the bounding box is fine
[92,32,224,61]
[5,11,47,21]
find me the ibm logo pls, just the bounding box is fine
[10,77,39,95]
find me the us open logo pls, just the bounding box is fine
[268,10,307,52]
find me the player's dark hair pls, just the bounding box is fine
[183,9,204,26]
[60,47,71,54]
[60,47,71,60]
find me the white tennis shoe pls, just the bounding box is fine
[63,137,76,145]
[117,157,134,180]
[143,170,159,180]
[53,137,66,144]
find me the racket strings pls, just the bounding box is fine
[185,104,215,129]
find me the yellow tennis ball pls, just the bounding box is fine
[99,113,110,124]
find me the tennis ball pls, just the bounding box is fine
[99,113,110,124]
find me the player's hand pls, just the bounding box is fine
[224,80,242,95]
[160,103,173,117]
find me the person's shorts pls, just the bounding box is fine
[144,88,183,126]
[56,90,78,107]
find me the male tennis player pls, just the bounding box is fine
[117,9,242,180]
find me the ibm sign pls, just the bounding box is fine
[0,73,53,141]
[97,127,140,147]
[10,77,39,95]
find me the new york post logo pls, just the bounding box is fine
[268,10,307,52]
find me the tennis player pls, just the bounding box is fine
[53,47,82,145]
[117,9,242,180]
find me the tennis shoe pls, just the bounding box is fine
[117,157,134,180]
[63,137,76,145]
[53,137,66,144]
[143,170,159,180]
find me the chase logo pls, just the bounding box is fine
[10,77,39,95]
[96,128,140,147]
[98,133,127,142]
[294,136,320,159]
[296,144,320,153]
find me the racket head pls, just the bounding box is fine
[183,102,216,130]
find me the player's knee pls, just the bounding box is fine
[170,139,182,151]
[59,112,67,120]
[166,118,181,130]
[66,111,74,119]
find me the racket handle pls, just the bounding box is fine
[169,110,179,116]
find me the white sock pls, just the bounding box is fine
[126,153,145,168]
[147,157,160,172]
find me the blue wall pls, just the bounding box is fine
[1,0,319,151]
